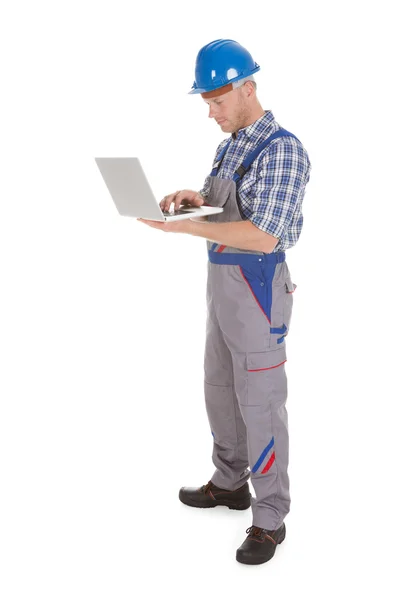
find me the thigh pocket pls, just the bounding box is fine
[237,347,287,406]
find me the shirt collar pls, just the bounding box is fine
[232,110,276,143]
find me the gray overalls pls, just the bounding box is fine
[203,129,298,530]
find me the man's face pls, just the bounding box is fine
[203,86,248,134]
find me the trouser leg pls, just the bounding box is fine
[204,296,250,491]
[231,350,290,530]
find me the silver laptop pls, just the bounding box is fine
[94,157,223,222]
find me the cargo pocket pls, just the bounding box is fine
[242,347,288,406]
[269,273,297,347]
[281,277,297,342]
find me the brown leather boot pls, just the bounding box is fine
[179,480,251,510]
[236,523,286,564]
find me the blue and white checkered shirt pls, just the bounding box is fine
[199,110,311,252]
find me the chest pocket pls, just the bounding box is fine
[206,176,241,223]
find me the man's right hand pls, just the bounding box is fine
[160,190,205,213]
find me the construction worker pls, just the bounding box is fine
[138,38,311,565]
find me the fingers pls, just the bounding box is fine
[159,190,204,212]
[160,190,188,212]
[173,191,186,212]
[160,191,178,212]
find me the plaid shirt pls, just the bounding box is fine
[199,110,311,252]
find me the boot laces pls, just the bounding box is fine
[246,526,267,539]
[201,481,213,495]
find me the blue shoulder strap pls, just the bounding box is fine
[208,128,299,180]
[232,128,299,183]
[210,139,232,176]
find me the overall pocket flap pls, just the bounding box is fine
[246,347,287,372]
[285,279,297,293]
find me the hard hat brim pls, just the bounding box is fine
[188,65,260,95]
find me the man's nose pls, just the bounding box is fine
[208,105,217,119]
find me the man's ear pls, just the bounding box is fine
[244,80,255,98]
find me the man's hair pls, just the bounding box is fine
[240,78,257,93]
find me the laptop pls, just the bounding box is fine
[94,157,224,222]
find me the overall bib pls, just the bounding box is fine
[203,129,298,530]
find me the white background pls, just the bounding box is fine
[1,0,399,598]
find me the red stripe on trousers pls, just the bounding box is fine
[217,245,226,253]
[261,451,276,474]
[248,360,287,372]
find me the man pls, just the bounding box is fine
[138,38,311,565]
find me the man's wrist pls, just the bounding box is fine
[190,215,208,222]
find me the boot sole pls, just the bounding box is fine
[179,494,251,511]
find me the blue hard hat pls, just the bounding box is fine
[189,39,260,95]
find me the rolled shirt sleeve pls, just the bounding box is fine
[249,139,311,239]
[198,175,211,199]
